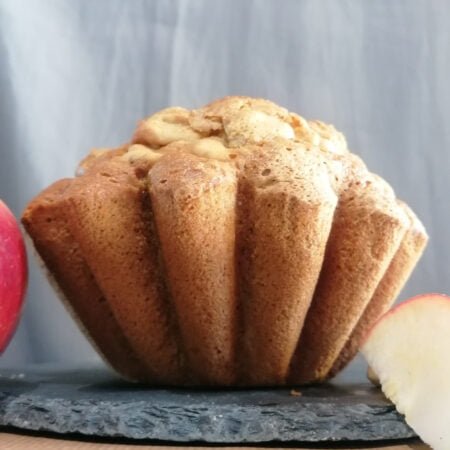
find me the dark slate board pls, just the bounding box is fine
[0,365,414,443]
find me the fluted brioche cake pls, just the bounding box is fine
[22,96,428,386]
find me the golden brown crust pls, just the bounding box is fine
[134,107,203,148]
[21,179,148,381]
[327,201,429,377]
[76,146,128,176]
[236,141,338,385]
[21,96,428,386]
[149,152,238,384]
[133,96,348,156]
[288,160,410,384]
[64,158,184,384]
[290,114,349,155]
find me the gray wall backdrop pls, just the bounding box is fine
[0,0,449,376]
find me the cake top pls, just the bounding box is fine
[129,96,348,164]
[76,96,408,221]
[77,96,348,173]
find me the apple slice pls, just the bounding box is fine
[361,293,450,450]
[0,200,27,352]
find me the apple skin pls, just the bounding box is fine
[361,293,450,450]
[363,293,450,344]
[0,200,27,353]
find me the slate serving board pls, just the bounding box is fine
[0,365,414,443]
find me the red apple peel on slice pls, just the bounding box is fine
[361,293,450,450]
[0,200,27,352]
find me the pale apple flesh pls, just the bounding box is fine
[361,293,450,450]
[0,200,27,352]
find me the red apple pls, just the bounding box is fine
[361,293,450,450]
[0,200,27,352]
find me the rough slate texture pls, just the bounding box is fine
[0,366,415,443]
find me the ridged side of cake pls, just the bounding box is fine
[22,96,428,386]
[236,141,338,384]
[327,201,428,377]
[64,158,185,384]
[22,179,148,381]
[149,152,238,385]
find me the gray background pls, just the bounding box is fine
[0,0,448,378]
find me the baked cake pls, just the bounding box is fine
[22,97,428,385]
